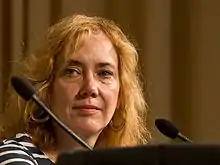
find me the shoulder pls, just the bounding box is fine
[0,133,53,165]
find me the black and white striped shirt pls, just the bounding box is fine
[0,133,54,165]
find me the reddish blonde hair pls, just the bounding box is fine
[0,14,151,151]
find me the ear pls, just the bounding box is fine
[116,100,120,110]
[115,91,121,112]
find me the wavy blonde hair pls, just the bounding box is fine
[0,14,151,151]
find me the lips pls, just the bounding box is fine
[72,105,102,111]
[72,104,101,115]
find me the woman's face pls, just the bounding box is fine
[50,31,120,138]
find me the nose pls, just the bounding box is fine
[78,73,99,99]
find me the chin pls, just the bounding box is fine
[71,125,103,138]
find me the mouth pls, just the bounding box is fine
[72,105,102,114]
[73,105,101,110]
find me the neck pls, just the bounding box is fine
[55,129,97,152]
[47,124,99,163]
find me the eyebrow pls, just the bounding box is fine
[67,60,83,67]
[67,59,116,69]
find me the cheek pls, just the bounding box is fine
[102,83,120,117]
[51,80,77,112]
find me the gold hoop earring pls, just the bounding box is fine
[109,119,125,131]
[29,108,50,123]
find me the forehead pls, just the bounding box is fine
[58,31,118,69]
[75,32,116,59]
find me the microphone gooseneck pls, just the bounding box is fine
[11,76,93,150]
[155,118,192,143]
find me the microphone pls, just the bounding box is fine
[11,76,93,150]
[155,118,192,143]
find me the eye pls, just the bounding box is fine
[63,67,81,77]
[98,70,114,78]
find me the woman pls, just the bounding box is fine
[0,14,151,164]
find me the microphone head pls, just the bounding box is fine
[11,76,36,101]
[155,118,179,139]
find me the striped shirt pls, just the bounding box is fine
[0,133,54,165]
